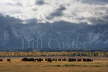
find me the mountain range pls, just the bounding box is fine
[0,15,108,51]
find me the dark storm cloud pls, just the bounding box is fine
[51,6,66,16]
[47,6,66,19]
[35,0,45,5]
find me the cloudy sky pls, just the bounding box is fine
[0,0,108,51]
[0,0,108,24]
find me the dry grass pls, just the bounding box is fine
[0,58,108,72]
[0,51,107,72]
[0,52,107,57]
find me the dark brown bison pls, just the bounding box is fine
[68,58,76,62]
[22,58,35,62]
[0,59,3,61]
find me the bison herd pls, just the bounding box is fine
[0,57,93,62]
[21,57,93,62]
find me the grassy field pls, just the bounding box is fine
[0,57,108,72]
[0,51,107,57]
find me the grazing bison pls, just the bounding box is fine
[52,58,57,61]
[45,59,48,61]
[68,58,76,62]
[86,58,93,62]
[62,59,67,61]
[37,58,43,62]
[83,58,93,62]
[7,59,11,62]
[47,58,52,62]
[77,59,82,61]
[0,59,3,61]
[22,58,35,62]
[58,59,62,61]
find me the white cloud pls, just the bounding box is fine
[0,0,108,24]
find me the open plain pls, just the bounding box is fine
[0,57,107,72]
[0,52,107,72]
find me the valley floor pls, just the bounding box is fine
[0,57,108,72]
